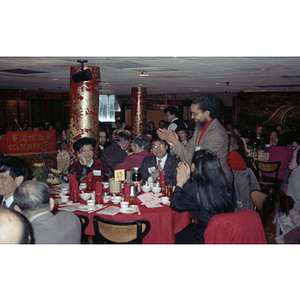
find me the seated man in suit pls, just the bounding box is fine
[0,207,32,244]
[0,156,29,208]
[13,180,81,244]
[140,136,181,186]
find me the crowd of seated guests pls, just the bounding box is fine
[4,111,300,244]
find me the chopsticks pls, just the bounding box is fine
[88,205,107,214]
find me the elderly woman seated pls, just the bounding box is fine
[68,137,111,183]
[114,135,153,171]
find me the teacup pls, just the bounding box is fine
[112,196,122,204]
[103,196,111,203]
[120,201,129,208]
[102,182,109,189]
[79,183,87,190]
[142,185,151,193]
[60,195,69,203]
[87,198,95,206]
[60,187,69,194]
[161,196,169,204]
[152,187,161,194]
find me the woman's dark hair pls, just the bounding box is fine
[133,135,151,151]
[191,149,233,213]
[73,137,95,152]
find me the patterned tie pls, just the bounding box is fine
[157,159,163,172]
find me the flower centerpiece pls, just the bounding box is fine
[32,163,68,184]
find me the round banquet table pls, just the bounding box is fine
[54,197,191,244]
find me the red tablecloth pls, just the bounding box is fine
[55,197,191,244]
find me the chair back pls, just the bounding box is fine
[204,209,267,244]
[77,214,90,243]
[77,214,89,231]
[250,189,268,212]
[255,160,281,179]
[93,215,151,244]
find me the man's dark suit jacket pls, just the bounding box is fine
[99,143,127,170]
[140,154,181,186]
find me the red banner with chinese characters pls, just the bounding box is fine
[0,130,56,155]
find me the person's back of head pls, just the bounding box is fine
[133,135,151,151]
[13,180,51,219]
[192,93,220,119]
[115,130,131,143]
[164,106,179,118]
[0,207,32,244]
[0,156,29,181]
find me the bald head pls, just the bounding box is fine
[0,207,31,244]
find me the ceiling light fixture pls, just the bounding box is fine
[138,70,149,77]
[255,68,270,71]
[71,60,92,83]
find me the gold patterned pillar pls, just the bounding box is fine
[70,65,100,159]
[131,87,147,137]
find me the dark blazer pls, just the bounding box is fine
[99,143,127,170]
[140,154,181,186]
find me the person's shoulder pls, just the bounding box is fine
[167,153,181,163]
[55,210,80,223]
[143,155,154,162]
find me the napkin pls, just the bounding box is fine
[86,171,94,181]
[123,182,130,200]
[69,172,77,191]
[94,180,103,194]
[71,179,79,192]
[159,171,165,188]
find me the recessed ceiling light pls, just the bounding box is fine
[138,70,149,77]
[51,78,60,81]
[255,68,270,71]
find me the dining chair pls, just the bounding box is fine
[204,209,267,244]
[250,189,272,225]
[254,160,281,195]
[93,216,151,244]
[77,214,90,244]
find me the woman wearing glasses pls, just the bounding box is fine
[114,135,153,171]
[68,137,111,183]
[170,149,234,243]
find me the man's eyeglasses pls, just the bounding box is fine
[152,143,164,149]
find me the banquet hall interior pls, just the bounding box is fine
[1,56,300,245]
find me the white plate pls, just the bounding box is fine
[76,204,103,212]
[119,206,139,214]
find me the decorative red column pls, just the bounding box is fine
[69,65,100,160]
[131,87,147,137]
